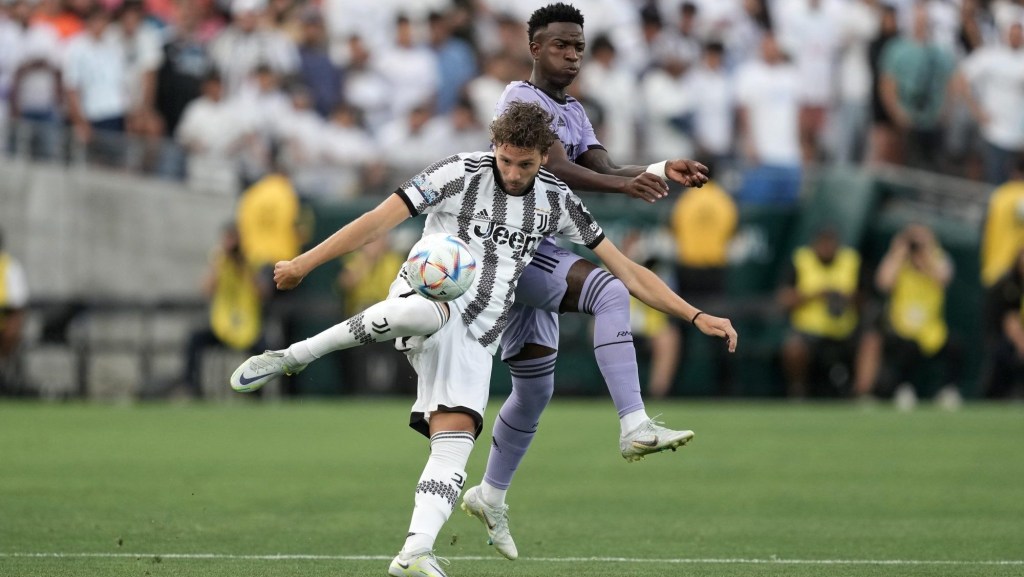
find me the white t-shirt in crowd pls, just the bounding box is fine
[836,0,880,104]
[735,59,801,165]
[175,97,248,154]
[1,254,28,309]
[961,45,1024,150]
[62,31,128,121]
[109,23,164,109]
[373,44,439,118]
[689,65,734,156]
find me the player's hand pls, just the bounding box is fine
[273,259,307,290]
[623,173,670,203]
[694,313,738,353]
[666,159,710,188]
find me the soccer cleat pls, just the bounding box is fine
[619,417,695,462]
[387,549,449,577]
[229,350,307,393]
[460,485,518,560]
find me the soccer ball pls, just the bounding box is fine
[404,233,477,302]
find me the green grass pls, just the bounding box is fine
[1,399,1023,576]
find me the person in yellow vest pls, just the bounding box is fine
[984,247,1024,398]
[777,225,864,397]
[0,228,30,396]
[854,224,962,409]
[981,158,1024,288]
[180,224,268,398]
[236,154,303,272]
[669,175,737,395]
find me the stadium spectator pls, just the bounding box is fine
[981,158,1024,288]
[31,0,84,40]
[867,3,902,165]
[640,52,695,160]
[341,34,390,132]
[579,34,637,162]
[228,100,737,576]
[420,96,488,159]
[428,9,477,115]
[0,227,28,396]
[984,247,1024,398]
[687,40,734,169]
[853,223,963,410]
[833,0,880,165]
[208,0,298,96]
[673,2,704,62]
[155,0,212,140]
[775,0,840,164]
[318,103,385,198]
[374,14,439,120]
[175,70,249,176]
[180,223,268,399]
[735,33,802,204]
[957,21,1024,185]
[460,4,711,562]
[63,5,129,165]
[295,6,340,119]
[3,0,64,160]
[113,0,163,139]
[464,53,524,128]
[376,103,445,176]
[878,2,956,171]
[777,225,865,398]
[725,0,771,69]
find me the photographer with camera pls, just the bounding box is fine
[853,223,963,409]
[777,225,867,398]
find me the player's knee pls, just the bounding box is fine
[390,297,449,334]
[591,276,630,315]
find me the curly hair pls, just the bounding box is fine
[489,101,557,153]
[528,2,584,42]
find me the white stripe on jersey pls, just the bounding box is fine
[397,152,604,353]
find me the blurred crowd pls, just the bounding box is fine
[2,0,1024,199]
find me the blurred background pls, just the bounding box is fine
[1,0,1023,405]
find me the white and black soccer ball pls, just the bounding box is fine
[404,233,477,302]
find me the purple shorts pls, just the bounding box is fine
[500,238,584,361]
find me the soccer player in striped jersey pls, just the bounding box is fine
[229,101,737,577]
[462,3,716,560]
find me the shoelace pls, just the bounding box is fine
[251,351,284,371]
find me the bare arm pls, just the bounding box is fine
[549,141,708,203]
[880,73,910,128]
[591,238,737,351]
[875,234,909,293]
[273,194,411,289]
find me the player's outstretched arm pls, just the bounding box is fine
[591,238,737,352]
[274,194,411,290]
[561,146,708,203]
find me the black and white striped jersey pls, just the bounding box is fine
[395,151,605,353]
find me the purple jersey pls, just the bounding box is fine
[494,81,604,163]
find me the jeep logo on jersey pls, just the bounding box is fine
[473,221,544,257]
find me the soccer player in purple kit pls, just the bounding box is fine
[460,3,716,560]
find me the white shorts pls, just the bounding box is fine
[388,277,492,438]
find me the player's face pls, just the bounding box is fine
[494,144,548,196]
[531,22,585,88]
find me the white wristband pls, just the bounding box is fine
[645,160,668,179]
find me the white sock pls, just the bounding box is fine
[403,431,475,554]
[480,480,507,507]
[619,408,650,435]
[287,296,449,366]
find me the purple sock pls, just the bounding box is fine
[483,354,556,490]
[579,270,645,417]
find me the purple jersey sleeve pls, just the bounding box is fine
[494,81,604,163]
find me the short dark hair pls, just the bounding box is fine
[528,3,584,42]
[490,101,557,153]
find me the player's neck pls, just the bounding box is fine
[527,74,568,103]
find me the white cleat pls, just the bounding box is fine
[620,418,695,462]
[460,485,518,560]
[387,549,449,577]
[229,350,307,393]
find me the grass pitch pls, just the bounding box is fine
[1,399,1022,577]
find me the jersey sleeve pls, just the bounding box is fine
[577,107,603,152]
[394,155,467,216]
[554,191,605,249]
